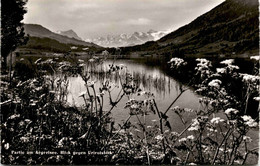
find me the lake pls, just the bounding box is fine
[67,59,200,131]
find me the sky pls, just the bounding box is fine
[23,0,224,39]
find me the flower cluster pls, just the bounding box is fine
[208,79,222,88]
[224,108,239,115]
[210,117,224,124]
[195,58,212,78]
[218,59,240,75]
[216,68,226,74]
[220,59,234,65]
[250,55,260,61]
[241,115,258,127]
[241,73,260,83]
[188,119,200,131]
[168,58,187,69]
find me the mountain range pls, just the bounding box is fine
[121,0,259,57]
[24,24,97,47]
[24,23,170,49]
[22,0,258,57]
[85,29,169,47]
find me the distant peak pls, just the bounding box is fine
[67,29,75,32]
[58,29,82,40]
[61,29,76,33]
[148,29,157,33]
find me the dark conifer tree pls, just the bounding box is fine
[1,0,28,69]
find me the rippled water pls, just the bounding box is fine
[67,60,200,130]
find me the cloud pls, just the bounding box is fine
[125,18,152,25]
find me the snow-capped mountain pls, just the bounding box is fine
[57,29,82,41]
[86,29,170,48]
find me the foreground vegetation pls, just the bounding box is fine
[1,54,259,165]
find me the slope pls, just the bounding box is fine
[122,0,259,57]
[24,24,99,48]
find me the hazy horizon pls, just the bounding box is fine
[23,0,224,39]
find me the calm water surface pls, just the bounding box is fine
[67,60,200,130]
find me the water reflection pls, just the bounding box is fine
[67,60,200,126]
[82,60,181,98]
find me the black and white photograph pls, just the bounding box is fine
[1,0,259,165]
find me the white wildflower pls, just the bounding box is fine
[208,128,215,132]
[227,148,232,153]
[20,137,30,143]
[164,130,170,133]
[228,65,239,70]
[225,108,239,115]
[4,143,9,150]
[241,74,260,83]
[79,64,85,67]
[86,81,95,87]
[208,79,222,88]
[58,138,65,147]
[216,68,226,74]
[155,134,164,141]
[220,59,234,65]
[196,58,210,64]
[195,58,212,74]
[210,117,224,124]
[71,46,78,50]
[89,58,95,62]
[173,106,180,109]
[243,136,252,142]
[171,106,180,111]
[242,115,252,121]
[18,121,25,126]
[171,132,179,136]
[118,129,126,134]
[130,104,138,109]
[78,59,84,63]
[168,57,187,68]
[8,114,20,120]
[188,119,200,131]
[187,135,195,140]
[241,115,258,127]
[150,153,165,160]
[250,55,260,61]
[178,137,187,143]
[203,146,210,153]
[49,91,56,94]
[24,119,31,123]
[253,97,260,101]
[184,108,193,112]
